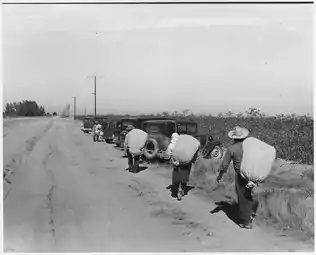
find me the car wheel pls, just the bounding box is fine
[210,145,223,160]
[143,138,159,160]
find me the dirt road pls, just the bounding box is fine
[3,118,313,252]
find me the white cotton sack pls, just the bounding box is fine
[172,135,200,165]
[240,137,276,183]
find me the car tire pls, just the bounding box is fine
[143,138,159,160]
[210,145,224,160]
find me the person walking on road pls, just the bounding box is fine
[124,125,148,173]
[216,126,259,229]
[171,135,200,201]
[92,120,103,142]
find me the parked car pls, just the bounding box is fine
[81,117,94,133]
[102,120,117,144]
[113,116,174,148]
[142,119,224,161]
[81,116,108,134]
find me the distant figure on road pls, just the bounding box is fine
[124,125,148,173]
[216,126,258,229]
[93,120,103,142]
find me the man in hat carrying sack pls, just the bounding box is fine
[216,126,259,229]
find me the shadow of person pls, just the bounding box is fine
[138,166,148,172]
[210,201,241,225]
[125,166,148,173]
[166,184,195,198]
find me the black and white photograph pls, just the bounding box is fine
[2,0,314,252]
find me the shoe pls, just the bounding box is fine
[238,222,253,229]
[177,184,183,201]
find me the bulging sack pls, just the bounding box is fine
[240,137,276,183]
[125,129,148,155]
[172,135,201,165]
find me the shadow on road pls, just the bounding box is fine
[125,166,148,173]
[138,166,148,172]
[210,201,240,225]
[166,184,195,199]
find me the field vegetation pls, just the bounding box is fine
[78,107,313,164]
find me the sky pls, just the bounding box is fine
[2,3,313,116]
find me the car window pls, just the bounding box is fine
[166,122,176,137]
[122,120,136,129]
[187,124,197,135]
[177,124,187,134]
[146,124,160,133]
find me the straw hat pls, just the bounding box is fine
[228,126,249,139]
[126,125,134,131]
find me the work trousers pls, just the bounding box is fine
[127,149,140,173]
[172,163,192,185]
[235,173,259,224]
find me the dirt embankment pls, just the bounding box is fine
[190,157,314,243]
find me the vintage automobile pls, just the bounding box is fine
[81,116,109,134]
[81,117,94,133]
[102,120,118,144]
[142,119,224,161]
[113,116,173,148]
[113,118,137,147]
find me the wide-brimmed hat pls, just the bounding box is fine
[126,125,134,131]
[228,126,249,139]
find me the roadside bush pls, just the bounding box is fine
[3,100,46,117]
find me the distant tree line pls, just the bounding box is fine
[3,100,50,117]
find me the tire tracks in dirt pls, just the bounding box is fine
[43,145,58,245]
[3,119,55,200]
[3,120,60,252]
[3,120,53,184]
[127,177,211,247]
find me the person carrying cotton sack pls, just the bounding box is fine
[216,127,256,229]
[124,125,148,173]
[171,134,201,201]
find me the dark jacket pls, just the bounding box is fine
[218,141,244,174]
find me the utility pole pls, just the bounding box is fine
[72,96,76,120]
[93,76,96,116]
[86,75,103,117]
[85,107,87,116]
